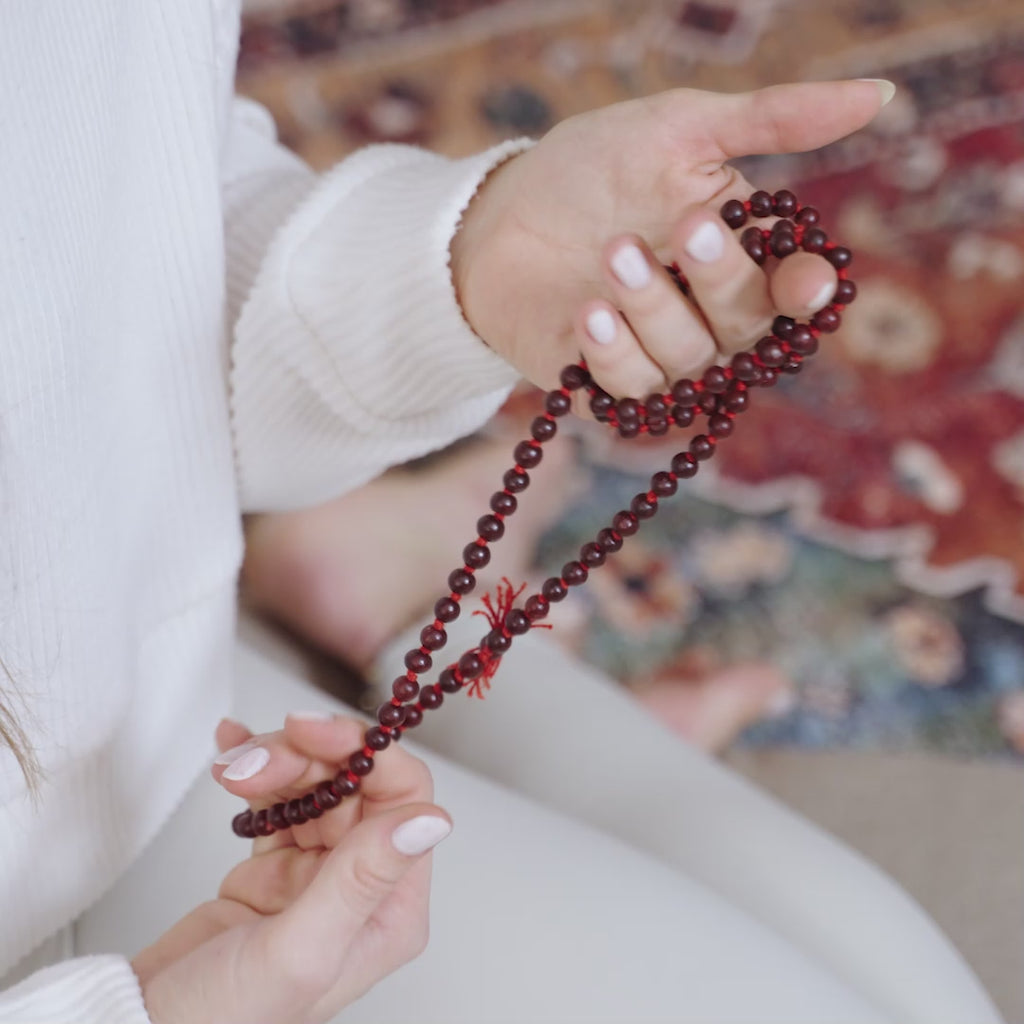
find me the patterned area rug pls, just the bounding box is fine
[238,0,1024,758]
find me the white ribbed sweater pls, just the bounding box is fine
[0,2,523,1018]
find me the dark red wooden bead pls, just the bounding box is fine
[740,225,766,263]
[617,422,640,440]
[770,232,798,258]
[794,205,819,226]
[403,706,424,729]
[702,366,730,394]
[484,628,513,654]
[596,528,623,553]
[730,353,759,382]
[747,190,771,217]
[477,514,505,541]
[545,390,572,416]
[589,391,615,419]
[458,652,484,679]
[670,378,697,406]
[671,451,698,478]
[834,279,857,304]
[724,389,749,413]
[300,793,324,820]
[755,336,788,367]
[434,597,460,623]
[826,246,852,269]
[697,391,718,414]
[616,397,640,422]
[392,676,420,701]
[772,316,796,340]
[378,702,407,728]
[349,752,374,777]
[770,217,795,238]
[690,435,716,461]
[644,393,669,417]
[503,468,530,493]
[561,561,589,586]
[672,404,695,426]
[771,189,798,217]
[758,367,779,387]
[490,491,517,516]
[524,594,550,620]
[284,799,309,827]
[612,511,639,536]
[708,414,733,437]
[647,418,669,437]
[514,441,543,468]
[580,542,606,568]
[404,649,432,673]
[560,364,590,390]
[463,542,491,569]
[720,198,748,228]
[334,774,359,797]
[253,809,274,837]
[542,576,569,601]
[439,667,462,693]
[419,685,444,710]
[269,803,289,832]
[505,608,532,634]
[531,416,557,442]
[315,780,343,810]
[811,308,841,333]
[420,625,447,650]
[651,471,677,497]
[448,568,476,594]
[365,726,392,752]
[232,809,256,838]
[631,493,658,518]
[801,227,828,254]
[780,356,803,374]
[787,325,817,355]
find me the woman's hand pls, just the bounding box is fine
[453,80,891,398]
[131,715,448,1024]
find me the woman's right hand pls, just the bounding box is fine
[131,714,449,1024]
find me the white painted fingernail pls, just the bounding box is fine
[213,739,257,766]
[610,244,652,290]
[222,746,271,781]
[857,78,896,106]
[684,221,724,263]
[585,308,618,345]
[391,815,452,856]
[286,709,334,722]
[808,281,835,311]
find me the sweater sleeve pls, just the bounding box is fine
[0,955,151,1023]
[223,97,530,513]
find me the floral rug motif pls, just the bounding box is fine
[239,0,1024,758]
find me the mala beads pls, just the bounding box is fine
[231,188,856,840]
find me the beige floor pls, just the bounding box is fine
[726,748,1024,1024]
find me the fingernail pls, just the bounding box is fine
[808,281,835,311]
[391,815,452,856]
[585,308,617,345]
[857,78,896,107]
[286,709,334,722]
[213,739,258,766]
[684,221,724,263]
[222,746,271,781]
[610,244,652,290]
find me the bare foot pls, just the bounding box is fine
[632,662,793,754]
[242,435,580,672]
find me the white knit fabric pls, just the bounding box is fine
[0,1,523,1015]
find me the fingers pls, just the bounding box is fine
[263,803,450,996]
[694,80,893,164]
[767,250,838,320]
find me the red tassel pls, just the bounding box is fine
[467,578,550,699]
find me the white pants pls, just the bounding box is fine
[77,616,1003,1024]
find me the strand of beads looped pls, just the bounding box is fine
[230,187,857,840]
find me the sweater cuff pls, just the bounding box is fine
[0,955,151,1023]
[232,137,533,511]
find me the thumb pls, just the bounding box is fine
[696,79,894,162]
[265,803,451,974]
